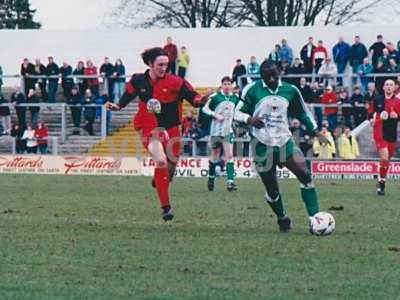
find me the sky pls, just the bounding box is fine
[30,0,400,30]
[30,0,113,30]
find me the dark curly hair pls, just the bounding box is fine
[141,47,168,66]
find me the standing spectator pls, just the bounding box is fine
[298,78,313,103]
[318,58,338,87]
[26,88,40,128]
[378,48,391,68]
[11,124,26,154]
[357,57,373,93]
[46,56,60,104]
[286,58,304,87]
[349,35,368,82]
[33,58,47,101]
[67,86,83,135]
[163,36,178,74]
[279,39,293,65]
[20,58,35,96]
[113,58,126,102]
[337,88,352,128]
[300,37,316,74]
[73,61,85,96]
[182,109,196,137]
[177,46,190,79]
[232,59,247,89]
[22,124,37,154]
[312,126,336,159]
[0,64,3,98]
[310,82,324,129]
[374,60,390,93]
[369,34,386,68]
[83,89,96,135]
[290,119,312,156]
[364,82,377,119]
[386,42,398,60]
[0,96,11,135]
[95,91,112,134]
[247,56,260,81]
[332,36,350,86]
[350,86,366,126]
[320,85,338,131]
[339,127,360,159]
[35,122,49,154]
[60,61,73,100]
[100,57,115,99]
[84,60,99,96]
[11,86,26,129]
[312,40,328,74]
[268,44,281,64]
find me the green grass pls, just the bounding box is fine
[0,175,399,300]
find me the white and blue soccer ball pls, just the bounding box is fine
[310,212,335,236]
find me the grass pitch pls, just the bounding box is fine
[0,175,399,299]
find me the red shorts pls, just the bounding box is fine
[374,126,397,156]
[139,126,181,163]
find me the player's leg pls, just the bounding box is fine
[254,141,291,232]
[377,146,390,196]
[208,137,221,191]
[148,137,173,221]
[222,136,237,191]
[283,147,320,218]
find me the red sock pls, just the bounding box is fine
[379,160,390,179]
[154,167,170,208]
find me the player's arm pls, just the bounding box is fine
[106,79,138,111]
[179,80,210,107]
[234,83,264,128]
[289,86,330,144]
[202,94,224,121]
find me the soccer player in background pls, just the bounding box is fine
[202,76,239,192]
[106,47,209,221]
[370,79,400,195]
[234,60,328,233]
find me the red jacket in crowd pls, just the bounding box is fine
[35,126,49,145]
[84,66,99,87]
[312,46,328,65]
[164,43,178,62]
[321,91,338,115]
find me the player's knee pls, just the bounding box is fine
[154,156,167,168]
[297,169,313,187]
[265,190,280,203]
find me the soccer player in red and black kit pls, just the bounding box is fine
[106,47,209,220]
[371,79,400,195]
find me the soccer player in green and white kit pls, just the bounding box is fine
[202,76,239,192]
[234,60,329,233]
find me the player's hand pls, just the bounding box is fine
[389,111,398,119]
[215,114,225,122]
[105,102,121,111]
[380,111,388,120]
[247,116,264,129]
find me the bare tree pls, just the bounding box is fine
[108,0,382,28]
[231,0,381,26]
[109,0,240,28]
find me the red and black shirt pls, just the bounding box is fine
[372,95,400,142]
[119,70,203,130]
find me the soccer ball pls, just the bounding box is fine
[309,212,335,236]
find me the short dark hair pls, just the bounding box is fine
[221,76,233,84]
[141,47,168,66]
[377,34,383,39]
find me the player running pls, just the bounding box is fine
[106,47,209,221]
[370,79,400,196]
[202,76,239,192]
[234,60,328,233]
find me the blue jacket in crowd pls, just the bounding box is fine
[279,45,293,65]
[333,41,350,64]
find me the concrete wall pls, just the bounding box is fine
[1,26,399,87]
